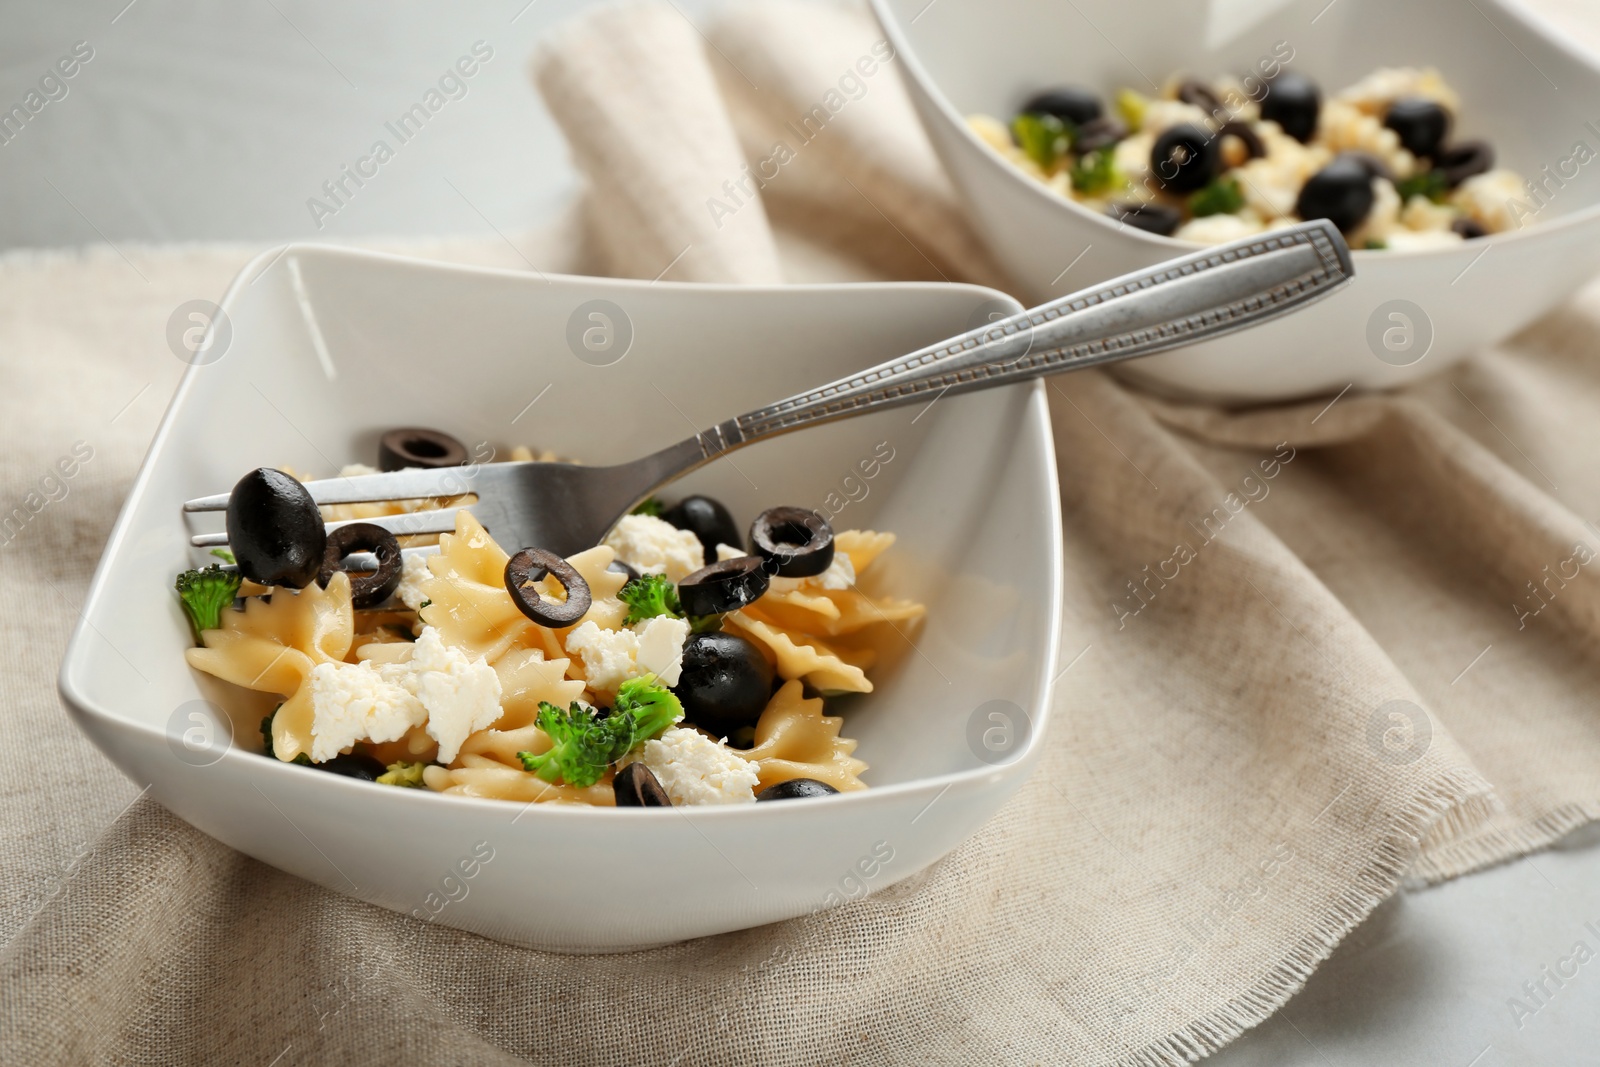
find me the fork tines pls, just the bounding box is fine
[182,467,477,550]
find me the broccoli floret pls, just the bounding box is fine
[612,675,685,742]
[210,548,236,564]
[176,564,242,644]
[259,708,311,765]
[1396,170,1449,204]
[1070,148,1118,194]
[516,678,683,787]
[1190,177,1245,218]
[1011,112,1071,169]
[377,761,428,788]
[618,573,682,625]
[631,497,664,516]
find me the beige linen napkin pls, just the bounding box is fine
[5,3,1600,1066]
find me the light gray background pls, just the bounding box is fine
[4,1,1598,1064]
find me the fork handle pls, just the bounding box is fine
[689,220,1351,455]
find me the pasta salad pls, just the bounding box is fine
[969,66,1530,249]
[176,429,924,808]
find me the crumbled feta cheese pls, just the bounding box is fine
[1235,127,1329,219]
[1317,100,1415,178]
[1384,229,1464,252]
[403,626,503,763]
[1353,177,1401,245]
[1113,131,1155,182]
[1400,193,1458,234]
[1454,169,1534,233]
[307,625,501,765]
[635,615,690,684]
[637,727,759,805]
[565,615,690,693]
[1139,99,1212,137]
[565,622,638,694]
[308,661,426,763]
[1175,211,1266,244]
[604,514,704,581]
[1335,67,1460,116]
[395,551,433,611]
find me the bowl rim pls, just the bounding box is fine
[57,241,1065,823]
[869,0,1600,259]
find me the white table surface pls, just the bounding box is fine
[4,2,1598,1064]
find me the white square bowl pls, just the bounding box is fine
[873,0,1600,402]
[57,246,1062,950]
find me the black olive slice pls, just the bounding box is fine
[749,506,835,578]
[607,558,641,582]
[757,778,840,801]
[1218,121,1265,161]
[378,427,469,472]
[317,522,404,609]
[1106,201,1181,237]
[1073,116,1128,154]
[1175,79,1222,115]
[613,762,672,807]
[316,753,387,781]
[678,556,771,616]
[1019,85,1102,127]
[1437,140,1494,187]
[227,467,327,589]
[1451,217,1488,240]
[505,548,592,626]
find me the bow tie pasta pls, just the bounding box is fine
[185,572,355,763]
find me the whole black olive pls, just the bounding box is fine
[756,778,840,801]
[377,427,468,472]
[1384,98,1451,160]
[678,556,770,617]
[1019,85,1103,127]
[1295,155,1376,234]
[227,467,327,589]
[671,631,775,737]
[1106,201,1182,236]
[316,753,387,781]
[1150,124,1218,194]
[613,762,672,807]
[1437,140,1494,187]
[750,506,835,578]
[1451,217,1488,240]
[318,522,404,609]
[1260,72,1321,144]
[505,548,592,627]
[1217,121,1265,161]
[661,494,743,558]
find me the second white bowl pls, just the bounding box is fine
[874,0,1600,402]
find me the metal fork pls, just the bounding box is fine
[184,221,1353,559]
